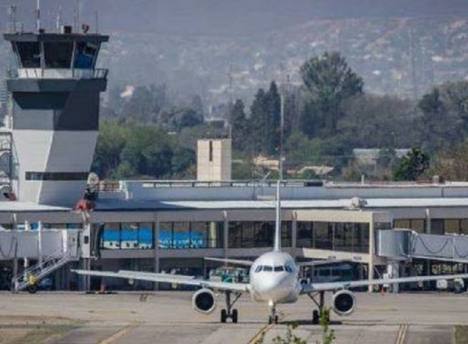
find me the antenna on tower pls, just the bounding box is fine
[95,11,99,33]
[56,5,63,32]
[8,5,17,33]
[279,63,286,181]
[227,64,234,138]
[74,0,80,32]
[36,0,41,32]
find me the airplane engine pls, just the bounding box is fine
[332,290,356,316]
[192,288,217,314]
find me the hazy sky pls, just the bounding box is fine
[1,0,468,35]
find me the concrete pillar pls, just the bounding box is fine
[425,208,431,234]
[223,211,228,258]
[386,260,400,293]
[154,216,160,290]
[291,212,297,257]
[424,209,431,289]
[80,258,91,291]
[368,216,375,293]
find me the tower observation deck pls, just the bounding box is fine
[4,28,109,205]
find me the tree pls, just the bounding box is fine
[300,52,363,136]
[249,82,281,156]
[171,147,196,177]
[418,87,462,153]
[229,99,249,150]
[249,88,269,154]
[92,120,128,178]
[394,148,430,181]
[429,140,468,181]
[339,94,418,149]
[442,81,468,133]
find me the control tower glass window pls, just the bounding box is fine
[15,42,41,68]
[74,42,98,69]
[44,42,73,68]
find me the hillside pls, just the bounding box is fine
[1,1,468,109]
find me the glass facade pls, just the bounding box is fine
[228,221,292,248]
[394,219,426,233]
[159,222,223,249]
[15,42,41,68]
[296,221,370,253]
[44,42,73,68]
[394,218,468,235]
[100,223,154,250]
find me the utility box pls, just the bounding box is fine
[197,139,231,181]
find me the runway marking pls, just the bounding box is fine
[98,322,140,344]
[395,323,408,344]
[248,323,274,344]
[248,311,285,344]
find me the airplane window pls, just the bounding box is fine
[263,266,273,272]
[285,265,293,273]
[274,266,284,272]
[255,266,262,273]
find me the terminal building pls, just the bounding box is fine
[1,26,468,292]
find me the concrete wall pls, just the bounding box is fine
[197,139,231,181]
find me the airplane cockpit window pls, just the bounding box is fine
[274,266,284,272]
[263,266,273,272]
[285,265,293,273]
[255,266,262,273]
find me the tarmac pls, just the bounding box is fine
[0,291,467,343]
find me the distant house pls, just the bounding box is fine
[252,155,333,177]
[352,148,410,166]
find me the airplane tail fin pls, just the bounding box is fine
[274,180,281,251]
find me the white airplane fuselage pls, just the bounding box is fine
[249,251,301,305]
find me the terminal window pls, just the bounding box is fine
[228,221,292,248]
[25,172,89,181]
[296,221,369,253]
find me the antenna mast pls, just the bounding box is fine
[8,5,17,33]
[274,180,281,251]
[56,5,63,31]
[36,0,41,32]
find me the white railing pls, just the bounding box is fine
[12,248,78,292]
[13,68,108,79]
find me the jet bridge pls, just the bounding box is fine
[0,224,81,292]
[378,229,468,263]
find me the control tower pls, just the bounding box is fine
[3,27,108,205]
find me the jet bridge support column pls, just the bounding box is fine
[368,217,375,292]
[386,260,400,293]
[291,212,297,258]
[154,217,160,291]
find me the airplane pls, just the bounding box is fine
[73,182,468,324]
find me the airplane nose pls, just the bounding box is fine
[255,275,288,296]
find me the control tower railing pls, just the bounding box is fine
[8,68,108,79]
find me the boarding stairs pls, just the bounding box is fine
[12,249,78,292]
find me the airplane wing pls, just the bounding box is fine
[72,269,249,293]
[204,257,253,266]
[301,273,468,294]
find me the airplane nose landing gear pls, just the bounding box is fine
[268,301,279,324]
[220,291,241,323]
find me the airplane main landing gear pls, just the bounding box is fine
[308,291,326,325]
[220,291,241,323]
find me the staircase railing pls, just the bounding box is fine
[12,248,78,292]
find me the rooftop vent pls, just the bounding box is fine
[61,25,72,34]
